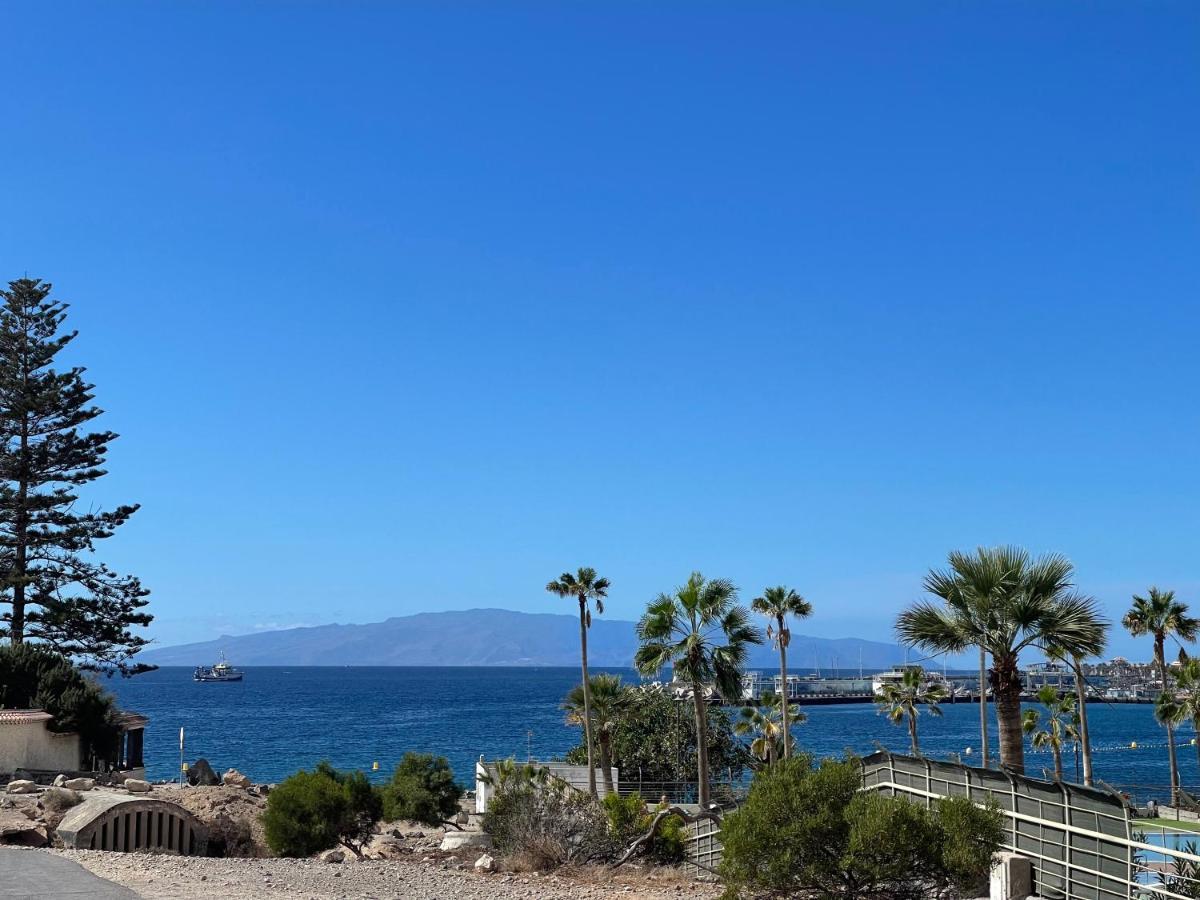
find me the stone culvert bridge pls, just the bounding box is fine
[57,794,208,855]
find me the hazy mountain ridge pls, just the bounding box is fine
[139,608,908,668]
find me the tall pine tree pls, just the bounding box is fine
[0,277,151,673]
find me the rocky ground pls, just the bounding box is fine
[52,850,721,900]
[5,775,718,899]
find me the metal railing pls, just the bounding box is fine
[861,750,1200,900]
[677,752,1200,899]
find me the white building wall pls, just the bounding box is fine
[0,722,82,775]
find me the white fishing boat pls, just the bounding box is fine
[193,652,244,682]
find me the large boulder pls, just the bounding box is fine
[5,781,38,795]
[474,853,496,872]
[439,831,493,852]
[187,758,220,787]
[124,779,152,793]
[63,777,95,792]
[222,769,252,789]
[319,847,346,863]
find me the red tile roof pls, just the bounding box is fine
[0,709,53,725]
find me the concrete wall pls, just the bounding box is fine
[0,722,81,775]
[475,760,618,813]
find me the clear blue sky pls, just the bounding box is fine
[1,2,1196,658]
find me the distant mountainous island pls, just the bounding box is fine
[138,608,909,669]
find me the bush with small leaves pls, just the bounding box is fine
[482,759,614,869]
[602,792,686,864]
[718,755,1003,900]
[262,762,382,858]
[380,752,463,826]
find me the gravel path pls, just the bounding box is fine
[53,850,722,900]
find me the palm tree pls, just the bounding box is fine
[897,546,1091,774]
[750,586,812,761]
[875,666,947,756]
[736,689,806,768]
[634,572,763,807]
[564,673,628,795]
[1156,651,1200,778]
[1042,594,1108,786]
[1022,685,1080,782]
[547,567,610,797]
[1124,588,1199,805]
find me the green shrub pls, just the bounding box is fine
[482,759,614,869]
[718,755,1003,900]
[564,687,748,786]
[262,763,382,857]
[380,752,463,826]
[602,792,686,864]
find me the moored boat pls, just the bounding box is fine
[193,653,244,682]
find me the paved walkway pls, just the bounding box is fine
[0,849,139,899]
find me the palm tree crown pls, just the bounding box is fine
[736,689,805,768]
[751,586,812,650]
[634,572,763,807]
[1122,588,1198,664]
[1022,685,1079,782]
[547,567,610,621]
[896,546,1087,774]
[876,666,946,756]
[634,572,762,699]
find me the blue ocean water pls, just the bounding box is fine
[104,667,1200,799]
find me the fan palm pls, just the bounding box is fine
[896,546,1087,774]
[1124,588,1198,805]
[563,673,628,795]
[875,667,947,757]
[1156,652,1200,777]
[736,689,806,768]
[634,572,763,807]
[1022,685,1080,782]
[1041,594,1108,786]
[547,567,610,797]
[750,586,812,761]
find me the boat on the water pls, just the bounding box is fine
[193,653,244,682]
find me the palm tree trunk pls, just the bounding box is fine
[1052,745,1063,782]
[1156,636,1180,806]
[1072,657,1094,786]
[979,647,990,769]
[779,619,790,761]
[909,711,920,756]
[995,653,1025,774]
[693,679,711,808]
[598,731,615,795]
[578,599,597,798]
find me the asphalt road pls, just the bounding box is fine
[0,849,139,899]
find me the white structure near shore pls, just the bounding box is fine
[474,758,618,813]
[0,710,80,775]
[0,708,148,780]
